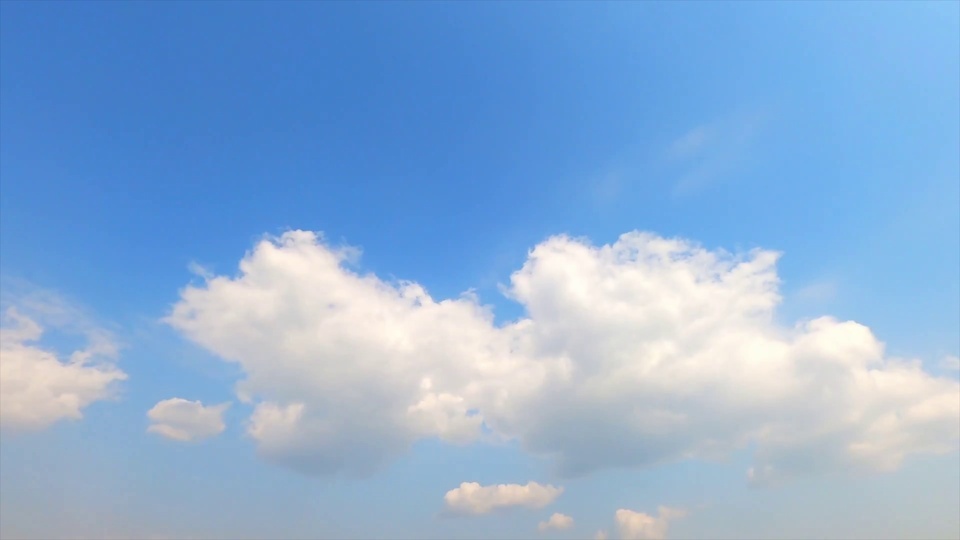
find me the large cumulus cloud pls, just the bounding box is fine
[165,230,959,480]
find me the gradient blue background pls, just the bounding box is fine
[1,2,958,538]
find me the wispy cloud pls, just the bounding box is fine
[941,355,960,371]
[584,142,646,208]
[791,279,839,305]
[667,125,713,161]
[0,276,120,344]
[667,109,769,195]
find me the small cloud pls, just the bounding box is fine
[147,398,230,442]
[0,294,127,432]
[443,481,563,516]
[593,530,608,540]
[538,512,574,532]
[187,261,214,281]
[615,507,687,540]
[941,355,960,371]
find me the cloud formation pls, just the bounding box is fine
[166,230,960,481]
[538,512,574,532]
[615,507,686,540]
[0,307,126,431]
[443,481,563,515]
[147,398,230,442]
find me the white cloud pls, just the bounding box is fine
[166,230,960,481]
[0,306,126,431]
[165,231,518,475]
[594,530,608,540]
[538,512,574,532]
[502,233,959,480]
[941,355,960,371]
[147,398,230,442]
[615,507,687,540]
[443,481,563,515]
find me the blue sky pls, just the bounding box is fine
[1,2,958,539]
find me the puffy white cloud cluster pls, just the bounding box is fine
[147,398,230,442]
[166,231,516,474]
[443,481,563,515]
[166,230,960,480]
[615,507,687,540]
[0,307,126,431]
[538,512,574,532]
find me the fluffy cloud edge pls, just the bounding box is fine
[538,512,574,532]
[165,229,960,482]
[615,507,687,540]
[443,481,564,516]
[147,398,230,442]
[0,303,127,432]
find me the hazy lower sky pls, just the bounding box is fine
[1,2,958,539]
